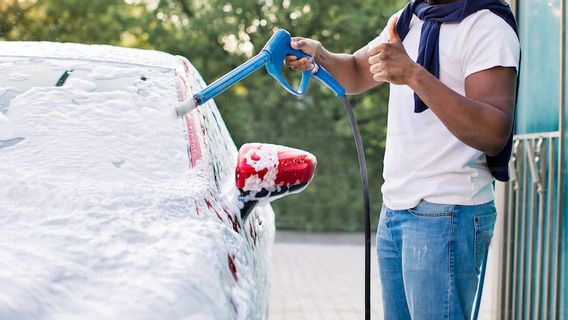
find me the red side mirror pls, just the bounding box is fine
[236,143,317,204]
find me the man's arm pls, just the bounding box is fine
[369,18,517,156]
[285,38,381,95]
[411,66,516,156]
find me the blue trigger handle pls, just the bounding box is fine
[262,29,345,97]
[193,29,345,106]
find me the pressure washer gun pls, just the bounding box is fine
[174,29,345,117]
[175,29,372,320]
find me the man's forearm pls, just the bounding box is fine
[314,47,369,95]
[408,67,514,156]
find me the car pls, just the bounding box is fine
[0,41,316,320]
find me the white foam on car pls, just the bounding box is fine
[7,72,30,81]
[0,42,271,320]
[64,77,98,91]
[243,145,279,191]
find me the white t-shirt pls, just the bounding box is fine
[368,9,520,210]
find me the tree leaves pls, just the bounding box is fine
[0,0,405,231]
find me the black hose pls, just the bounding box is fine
[340,96,371,320]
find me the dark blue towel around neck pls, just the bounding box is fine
[395,0,519,181]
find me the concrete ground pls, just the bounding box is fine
[268,231,383,320]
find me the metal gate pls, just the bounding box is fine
[500,131,563,319]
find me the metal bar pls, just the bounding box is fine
[502,178,510,320]
[551,165,562,320]
[523,139,536,320]
[511,140,522,320]
[505,136,563,319]
[556,0,566,316]
[505,184,511,320]
[524,140,541,186]
[533,138,546,319]
[518,142,528,318]
[514,131,560,140]
[551,1,566,319]
[503,141,519,320]
[551,158,561,320]
[523,139,530,320]
[543,138,556,319]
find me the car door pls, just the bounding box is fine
[176,56,275,319]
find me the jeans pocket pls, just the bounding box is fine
[473,212,497,275]
[408,200,454,218]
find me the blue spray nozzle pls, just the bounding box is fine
[178,29,345,117]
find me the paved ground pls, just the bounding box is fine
[268,231,383,320]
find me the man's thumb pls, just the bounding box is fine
[388,16,401,43]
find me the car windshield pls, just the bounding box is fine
[1,61,144,111]
[0,57,191,191]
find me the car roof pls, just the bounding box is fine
[0,41,182,70]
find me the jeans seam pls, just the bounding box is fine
[408,209,454,218]
[473,213,497,276]
[385,210,402,257]
[447,210,455,320]
[408,204,456,218]
[474,217,479,276]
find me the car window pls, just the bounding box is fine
[0,58,191,185]
[0,59,158,111]
[200,100,238,190]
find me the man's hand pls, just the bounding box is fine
[284,37,321,71]
[367,17,421,85]
[282,34,384,94]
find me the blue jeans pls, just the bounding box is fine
[377,200,497,320]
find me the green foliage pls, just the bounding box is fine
[0,0,405,232]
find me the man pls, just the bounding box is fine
[285,0,520,319]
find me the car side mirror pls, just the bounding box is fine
[236,143,317,221]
